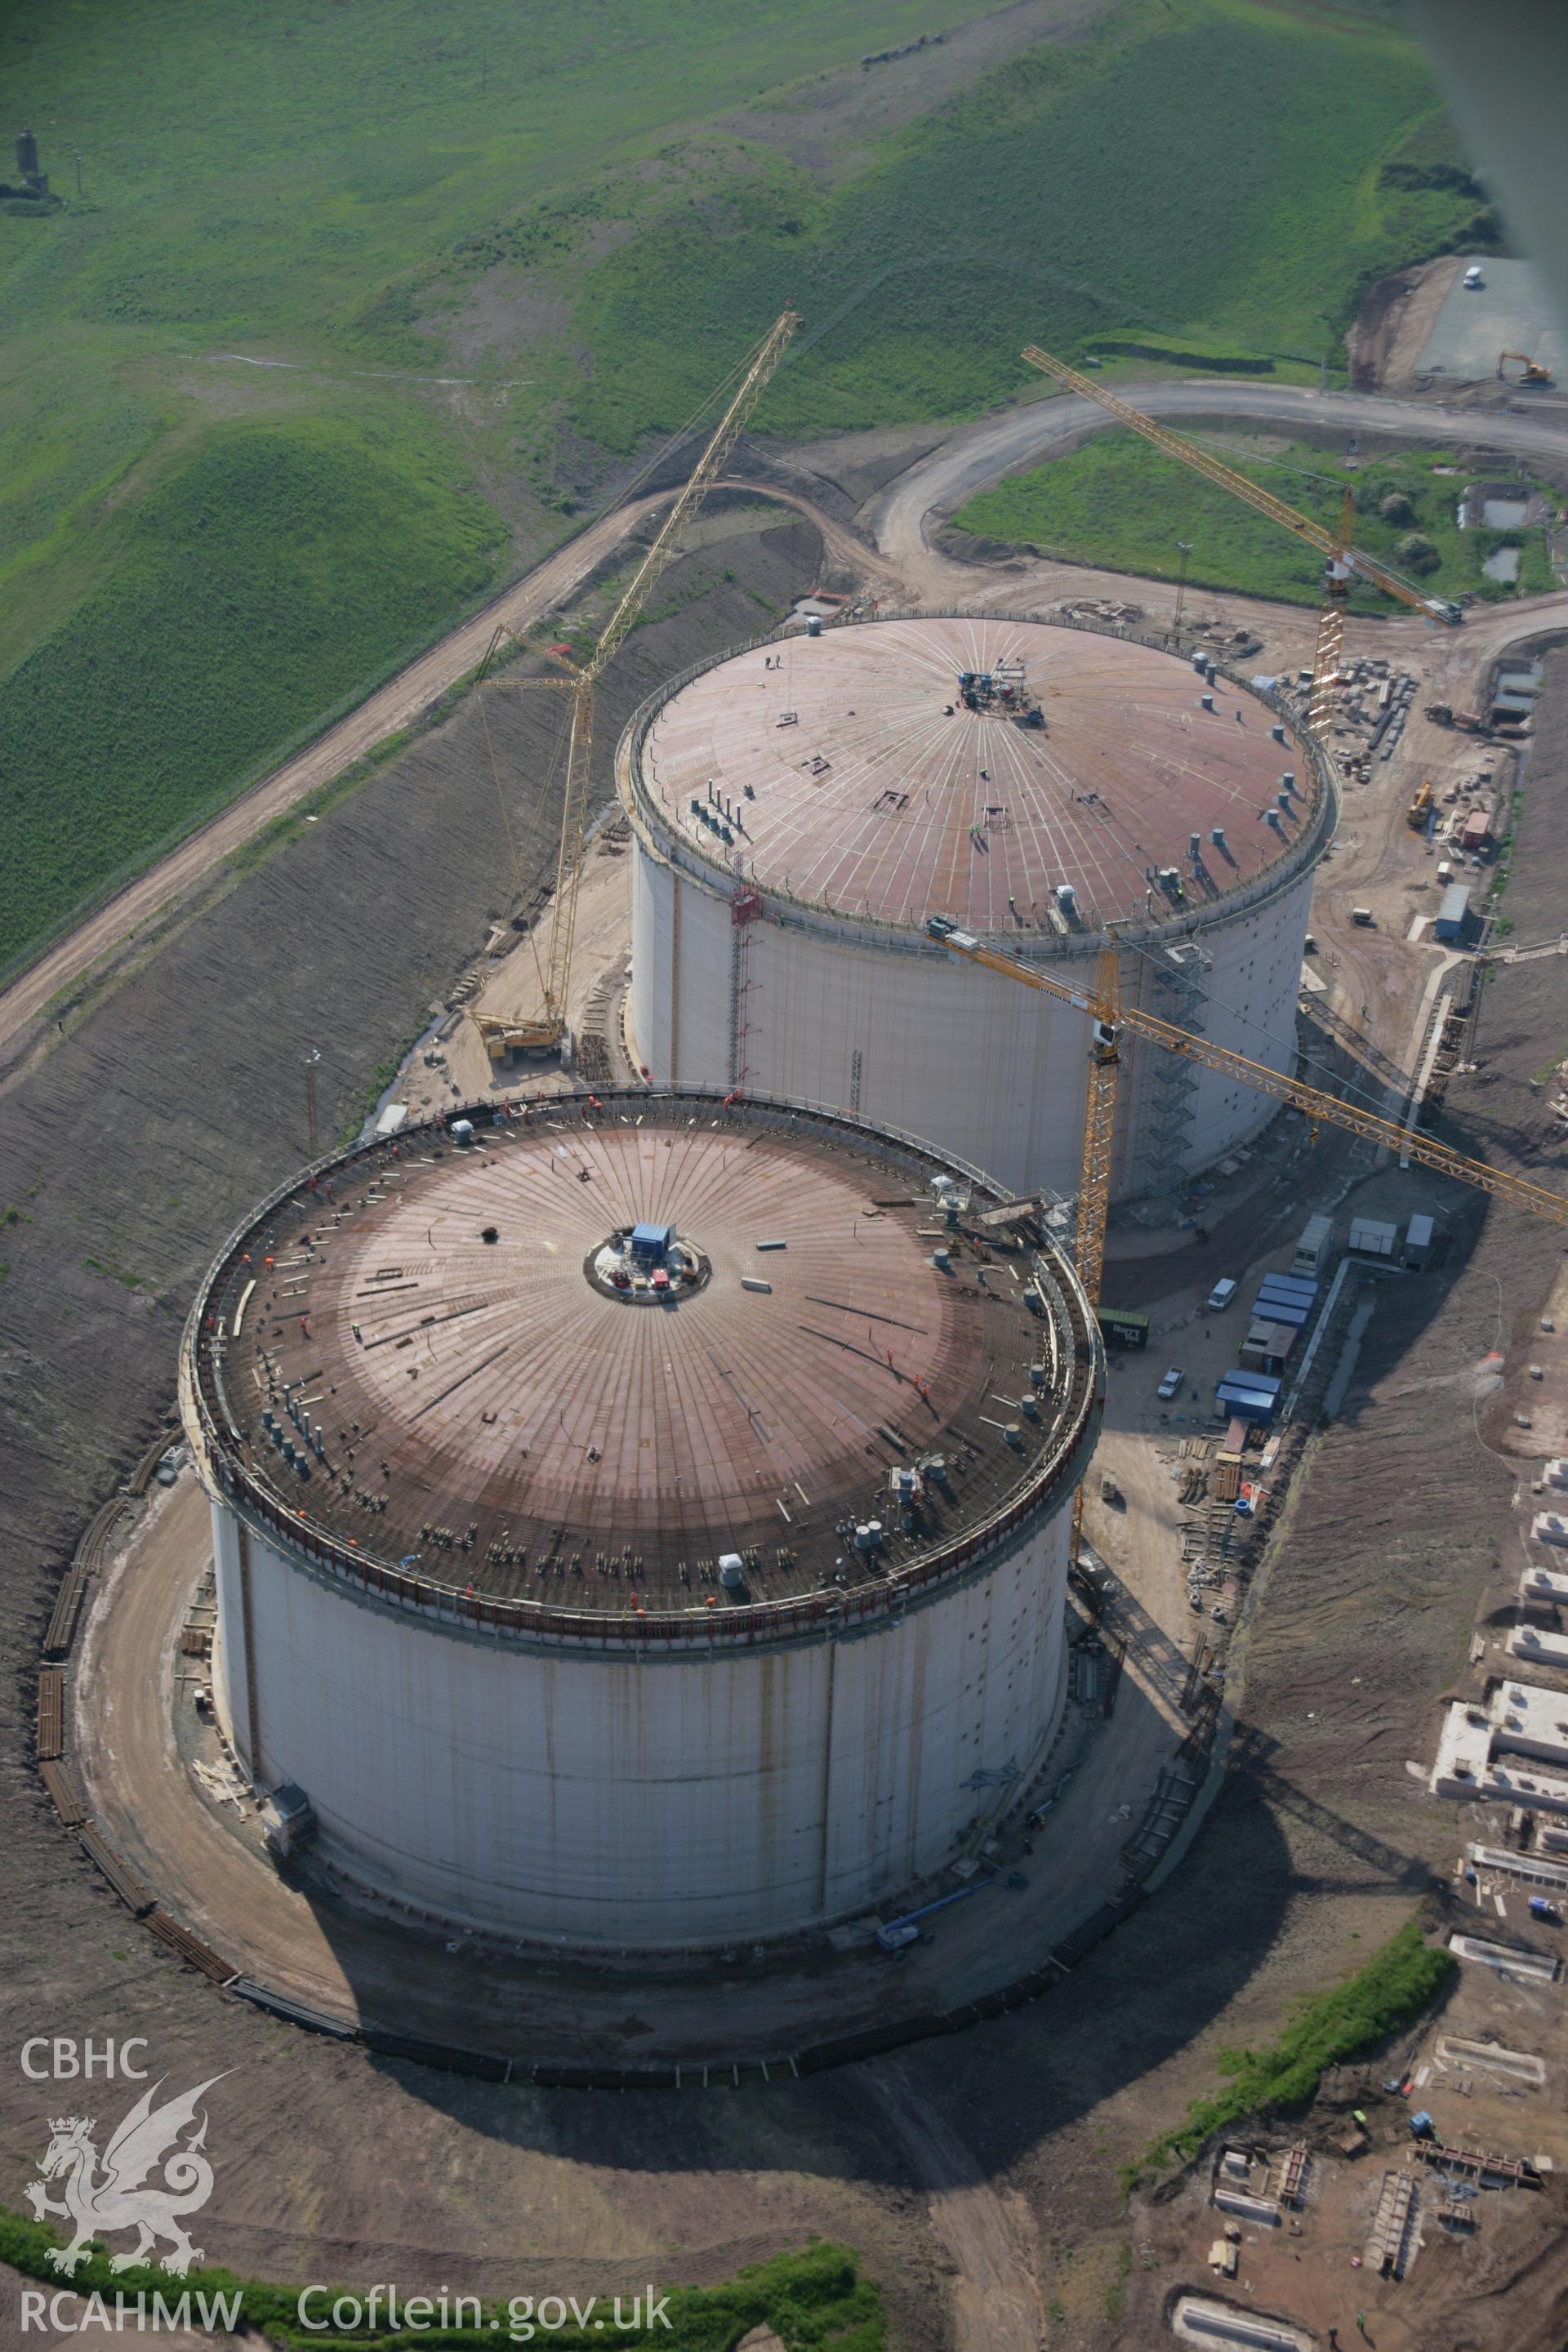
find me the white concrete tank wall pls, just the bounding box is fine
[631,838,1313,1201]
[622,615,1328,1204]
[209,1494,1070,1947]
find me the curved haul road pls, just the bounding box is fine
[4,381,1568,1058]
[869,378,1568,568]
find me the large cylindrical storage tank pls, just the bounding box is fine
[621,615,1333,1201]
[182,1091,1102,1949]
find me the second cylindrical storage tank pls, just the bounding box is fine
[621,615,1333,1200]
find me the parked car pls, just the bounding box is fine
[1206,1277,1238,1312]
[1157,1366,1184,1401]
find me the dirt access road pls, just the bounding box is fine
[7,381,1567,1069]
[867,378,1568,574]
[866,2062,1044,2352]
[0,486,888,1063]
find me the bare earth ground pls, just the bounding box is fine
[1348,256,1465,394]
[7,421,1568,2350]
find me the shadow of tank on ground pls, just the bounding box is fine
[73,1456,1229,2103]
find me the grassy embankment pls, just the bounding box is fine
[951,433,1557,612]
[0,412,502,966]
[0,0,973,970]
[562,2,1494,449]
[0,0,1492,968]
[1122,1918,1455,2193]
[0,2221,881,2350]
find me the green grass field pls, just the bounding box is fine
[951,430,1557,612]
[0,0,1494,969]
[0,408,502,960]
[1124,1918,1454,2189]
[564,1,1492,448]
[0,2216,884,2350]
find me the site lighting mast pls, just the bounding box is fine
[1172,540,1194,644]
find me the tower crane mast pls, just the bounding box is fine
[474,309,800,1061]
[1018,344,1463,739]
[928,915,1566,1283]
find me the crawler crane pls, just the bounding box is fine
[473,309,800,1061]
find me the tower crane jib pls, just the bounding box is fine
[926,917,1566,1287]
[1018,343,1463,731]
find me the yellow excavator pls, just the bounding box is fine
[1499,350,1553,386]
[471,309,800,1063]
[1406,779,1434,830]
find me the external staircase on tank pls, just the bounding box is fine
[1131,940,1210,1204]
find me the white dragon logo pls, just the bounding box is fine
[24,2076,225,2277]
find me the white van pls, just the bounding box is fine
[1207,1277,1238,1312]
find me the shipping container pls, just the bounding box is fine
[1292,1214,1333,1276]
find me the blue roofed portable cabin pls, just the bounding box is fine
[1257,1272,1317,1307]
[1217,1370,1281,1423]
[1251,1294,1312,1329]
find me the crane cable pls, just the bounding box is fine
[1120,933,1416,1121]
[468,313,784,1008]
[478,676,572,1005]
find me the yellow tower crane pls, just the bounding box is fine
[1018,345,1464,740]
[929,911,1563,1548]
[473,308,801,1062]
[928,914,1566,1299]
